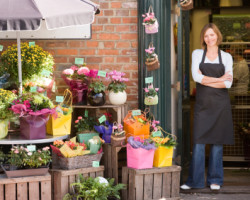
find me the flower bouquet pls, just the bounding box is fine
[107,70,128,105]
[150,126,177,167]
[142,6,159,34]
[10,92,54,139]
[0,89,17,139]
[144,84,159,105]
[51,138,104,170]
[145,44,160,71]
[94,120,113,143]
[1,145,51,178]
[127,136,156,169]
[111,122,126,147]
[62,64,90,105]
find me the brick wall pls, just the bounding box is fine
[0,0,139,108]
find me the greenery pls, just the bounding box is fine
[7,146,51,168]
[0,89,17,120]
[0,42,54,84]
[75,116,98,132]
[89,81,106,94]
[0,149,6,165]
[63,175,126,200]
[107,82,126,93]
[144,85,159,97]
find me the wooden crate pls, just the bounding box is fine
[0,173,51,200]
[122,166,181,200]
[102,143,126,184]
[51,166,104,200]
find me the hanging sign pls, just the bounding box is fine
[75,58,84,65]
[145,77,153,84]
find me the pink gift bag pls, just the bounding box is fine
[127,143,155,169]
[145,20,159,34]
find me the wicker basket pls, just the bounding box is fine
[52,152,103,170]
[180,0,193,10]
[111,135,126,147]
[145,56,160,71]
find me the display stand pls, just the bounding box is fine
[122,166,181,200]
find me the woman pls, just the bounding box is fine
[181,23,234,190]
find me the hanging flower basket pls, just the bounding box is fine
[142,6,159,34]
[145,55,160,71]
[144,95,158,106]
[180,0,193,10]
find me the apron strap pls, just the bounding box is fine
[201,48,207,64]
[218,48,222,64]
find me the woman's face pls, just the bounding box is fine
[204,28,218,47]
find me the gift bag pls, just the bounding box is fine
[144,95,158,105]
[123,110,150,140]
[144,6,159,34]
[127,143,155,169]
[153,146,173,167]
[47,89,72,135]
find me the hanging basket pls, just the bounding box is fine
[144,95,158,105]
[145,56,160,71]
[180,0,193,10]
[144,6,159,34]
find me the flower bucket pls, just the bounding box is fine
[153,146,173,167]
[20,115,48,140]
[145,20,159,34]
[145,55,160,71]
[0,120,8,139]
[127,143,155,169]
[144,95,158,105]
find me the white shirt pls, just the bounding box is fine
[191,49,233,88]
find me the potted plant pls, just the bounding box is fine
[87,69,106,106]
[0,89,17,139]
[107,70,128,105]
[10,92,54,139]
[75,115,99,145]
[142,6,159,34]
[62,64,90,105]
[111,123,126,147]
[0,42,54,89]
[63,175,126,200]
[144,84,159,105]
[145,45,160,71]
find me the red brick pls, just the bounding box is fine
[100,64,123,71]
[91,33,98,40]
[104,57,115,63]
[99,33,120,40]
[104,41,115,48]
[111,2,122,8]
[122,2,137,9]
[86,41,99,48]
[127,95,138,101]
[126,80,138,87]
[99,49,119,55]
[87,64,100,70]
[131,72,138,79]
[68,41,85,48]
[130,25,137,32]
[116,25,130,32]
[54,57,68,63]
[130,10,138,16]
[122,17,137,24]
[46,41,67,48]
[110,18,121,24]
[98,18,108,24]
[131,56,138,62]
[104,10,114,16]
[86,57,103,63]
[131,41,138,48]
[104,25,115,32]
[123,64,138,71]
[121,49,137,56]
[92,25,104,32]
[79,49,96,55]
[100,2,109,9]
[121,33,137,40]
[46,49,56,56]
[116,42,130,48]
[116,10,129,16]
[117,57,130,63]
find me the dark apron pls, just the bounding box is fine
[193,48,234,145]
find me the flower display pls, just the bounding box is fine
[10,92,54,117]
[7,145,51,168]
[107,70,128,93]
[0,89,17,120]
[150,120,160,132]
[0,43,54,84]
[112,123,125,136]
[144,84,159,97]
[62,64,89,81]
[150,128,177,148]
[145,47,157,62]
[142,12,157,25]
[75,115,98,132]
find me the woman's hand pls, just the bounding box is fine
[219,71,232,82]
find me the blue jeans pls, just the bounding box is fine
[185,144,224,188]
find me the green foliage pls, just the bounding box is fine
[0,149,6,165]
[75,116,98,132]
[0,89,17,120]
[107,81,127,93]
[63,175,126,200]
[0,43,54,84]
[145,88,157,97]
[89,81,106,94]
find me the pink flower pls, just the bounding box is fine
[63,69,74,75]
[142,14,146,17]
[144,88,149,92]
[39,157,42,161]
[14,150,19,154]
[42,147,50,151]
[38,150,41,153]
[148,84,153,89]
[28,152,32,156]
[77,67,90,76]
[88,69,98,78]
[25,148,29,152]
[155,88,159,91]
[70,65,79,71]
[78,116,82,120]
[75,120,79,123]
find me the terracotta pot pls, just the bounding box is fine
[87,91,106,106]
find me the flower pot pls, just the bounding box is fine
[145,56,160,71]
[108,91,127,105]
[144,95,158,105]
[0,119,8,139]
[87,91,106,106]
[72,88,88,105]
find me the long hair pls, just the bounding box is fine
[200,23,223,49]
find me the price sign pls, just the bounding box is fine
[30,86,37,92]
[97,70,107,77]
[152,131,162,137]
[132,110,141,116]
[29,41,35,47]
[56,96,64,103]
[92,161,100,167]
[27,145,36,152]
[98,115,106,124]
[145,77,153,84]
[75,58,84,65]
[41,69,51,77]
[0,45,3,51]
[84,110,88,117]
